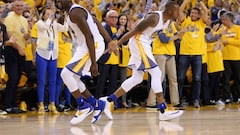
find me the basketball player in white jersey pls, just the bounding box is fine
[56,0,117,124]
[107,1,184,120]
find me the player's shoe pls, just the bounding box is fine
[99,96,113,120]
[70,102,93,125]
[159,110,184,121]
[91,100,106,124]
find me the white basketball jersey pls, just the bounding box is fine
[67,4,104,47]
[138,11,170,45]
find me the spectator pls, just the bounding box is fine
[204,17,225,105]
[0,14,15,115]
[177,0,208,108]
[35,6,68,114]
[4,0,30,113]
[117,13,130,108]
[210,0,223,21]
[96,10,119,99]
[221,12,240,103]
[148,21,184,108]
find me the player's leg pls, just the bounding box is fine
[107,69,144,106]
[148,67,184,121]
[61,68,93,124]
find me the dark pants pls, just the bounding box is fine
[201,63,209,104]
[95,64,118,98]
[177,55,202,101]
[208,72,222,101]
[222,60,240,100]
[4,47,25,108]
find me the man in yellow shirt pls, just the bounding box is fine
[221,12,240,103]
[148,22,184,108]
[4,0,30,113]
[177,0,208,108]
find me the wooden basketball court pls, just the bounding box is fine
[0,104,240,135]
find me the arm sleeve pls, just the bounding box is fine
[205,32,220,43]
[158,30,171,43]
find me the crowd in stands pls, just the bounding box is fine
[0,0,240,115]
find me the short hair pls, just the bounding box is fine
[106,10,118,17]
[222,12,234,22]
[191,7,201,15]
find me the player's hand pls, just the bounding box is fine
[104,40,119,55]
[90,62,99,77]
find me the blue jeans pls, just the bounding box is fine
[177,55,202,101]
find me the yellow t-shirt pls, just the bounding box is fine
[57,32,72,68]
[207,41,224,73]
[119,45,130,67]
[105,27,119,65]
[221,25,240,60]
[202,41,207,64]
[25,43,33,61]
[93,0,104,22]
[180,17,205,55]
[4,12,28,49]
[31,23,38,38]
[152,22,177,55]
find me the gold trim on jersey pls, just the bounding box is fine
[135,35,150,69]
[72,43,99,73]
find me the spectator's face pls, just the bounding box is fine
[43,9,52,21]
[221,15,231,27]
[13,0,24,15]
[215,0,223,7]
[106,11,118,27]
[119,15,127,26]
[190,9,200,21]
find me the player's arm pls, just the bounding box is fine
[117,13,159,46]
[69,8,96,64]
[92,16,113,45]
[93,16,118,54]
